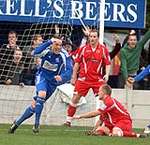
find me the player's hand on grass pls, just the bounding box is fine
[85,129,97,136]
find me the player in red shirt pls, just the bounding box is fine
[64,29,111,126]
[73,84,147,138]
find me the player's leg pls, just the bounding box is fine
[33,90,46,133]
[64,80,89,126]
[113,127,148,138]
[113,120,148,138]
[33,81,56,133]
[33,76,47,133]
[65,93,82,126]
[112,127,124,137]
[112,127,139,137]
[112,120,133,137]
[95,126,110,136]
[8,99,36,134]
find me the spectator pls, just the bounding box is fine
[119,29,150,88]
[3,49,24,85]
[107,34,122,88]
[79,27,91,48]
[62,38,73,53]
[122,30,137,47]
[64,29,111,127]
[0,31,20,59]
[0,31,20,84]
[62,37,78,63]
[148,41,150,64]
[73,84,147,138]
[21,34,43,85]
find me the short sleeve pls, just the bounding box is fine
[98,97,115,113]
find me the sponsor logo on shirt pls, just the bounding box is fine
[42,60,58,71]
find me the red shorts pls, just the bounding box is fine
[74,79,104,96]
[103,119,132,135]
[115,120,132,132]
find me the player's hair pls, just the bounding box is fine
[90,29,99,37]
[101,84,112,95]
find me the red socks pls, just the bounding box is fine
[67,104,76,117]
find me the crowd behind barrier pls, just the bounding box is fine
[0,27,150,90]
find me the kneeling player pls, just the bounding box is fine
[74,84,147,138]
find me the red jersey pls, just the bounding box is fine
[75,43,111,81]
[100,113,113,130]
[69,49,79,62]
[98,95,132,126]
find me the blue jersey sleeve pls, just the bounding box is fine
[134,65,150,82]
[59,56,73,85]
[32,40,53,57]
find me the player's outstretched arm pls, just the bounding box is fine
[126,65,150,88]
[134,65,150,82]
[32,39,53,56]
[73,110,100,119]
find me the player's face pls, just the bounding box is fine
[127,35,137,48]
[89,32,99,46]
[52,39,62,54]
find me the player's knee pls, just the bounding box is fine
[112,127,123,137]
[38,91,46,98]
[69,101,77,107]
[96,126,110,136]
[96,127,105,135]
[72,93,82,104]
[31,100,36,108]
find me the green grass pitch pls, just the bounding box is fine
[0,124,149,145]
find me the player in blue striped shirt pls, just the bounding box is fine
[9,36,73,134]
